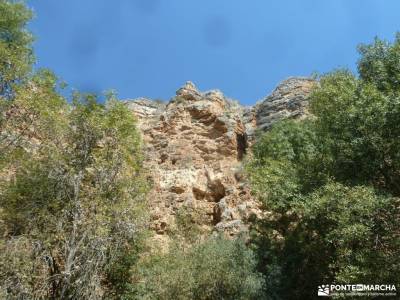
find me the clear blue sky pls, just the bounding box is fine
[27,0,400,105]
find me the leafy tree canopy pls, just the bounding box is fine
[247,34,400,299]
[0,0,34,97]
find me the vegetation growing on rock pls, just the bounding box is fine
[1,1,400,299]
[0,1,263,299]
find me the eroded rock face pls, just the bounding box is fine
[124,78,315,238]
[244,77,316,139]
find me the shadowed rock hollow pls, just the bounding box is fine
[124,78,315,241]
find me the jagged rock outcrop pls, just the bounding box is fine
[124,78,315,240]
[244,77,315,139]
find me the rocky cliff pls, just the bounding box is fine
[124,77,315,241]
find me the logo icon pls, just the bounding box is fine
[318,285,330,296]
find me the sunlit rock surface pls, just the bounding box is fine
[124,78,315,239]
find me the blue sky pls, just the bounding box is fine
[27,0,400,105]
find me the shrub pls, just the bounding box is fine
[132,236,265,300]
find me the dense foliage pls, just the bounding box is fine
[0,73,149,298]
[0,1,264,299]
[2,1,400,299]
[247,36,400,299]
[0,0,33,97]
[0,1,149,298]
[133,236,265,300]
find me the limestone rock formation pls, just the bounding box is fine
[244,77,316,139]
[124,78,315,239]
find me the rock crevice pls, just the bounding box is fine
[124,78,315,238]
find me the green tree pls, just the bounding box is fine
[247,35,400,299]
[358,34,400,93]
[0,81,149,298]
[249,120,325,213]
[0,0,34,97]
[0,2,149,297]
[310,70,400,194]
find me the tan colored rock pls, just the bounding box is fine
[244,77,316,140]
[125,78,315,238]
